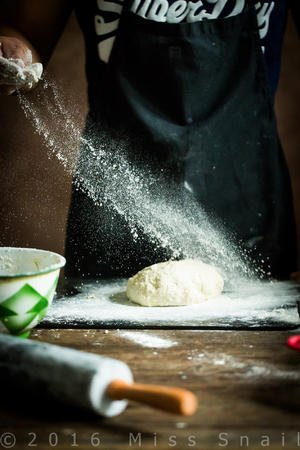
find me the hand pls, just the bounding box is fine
[0,36,38,95]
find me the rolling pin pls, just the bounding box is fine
[0,334,197,417]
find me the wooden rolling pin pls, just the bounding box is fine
[0,334,197,417]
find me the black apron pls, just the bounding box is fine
[66,2,296,279]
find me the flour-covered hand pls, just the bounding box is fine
[0,36,43,95]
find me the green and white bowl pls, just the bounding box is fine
[0,247,65,337]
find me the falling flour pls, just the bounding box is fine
[18,77,266,281]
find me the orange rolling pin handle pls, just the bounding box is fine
[107,379,198,416]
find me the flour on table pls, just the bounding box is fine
[194,352,300,381]
[41,278,299,329]
[117,331,178,348]
[126,259,224,307]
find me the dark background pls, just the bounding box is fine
[0,13,300,266]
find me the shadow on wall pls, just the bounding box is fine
[0,13,88,256]
[275,14,300,265]
[0,13,300,264]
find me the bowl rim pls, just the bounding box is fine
[0,247,66,278]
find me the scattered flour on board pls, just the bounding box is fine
[43,278,300,329]
[17,78,266,282]
[188,351,300,381]
[117,331,178,348]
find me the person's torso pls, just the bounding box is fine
[74,0,288,95]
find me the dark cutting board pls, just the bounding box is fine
[38,278,300,330]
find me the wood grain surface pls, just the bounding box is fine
[1,329,300,449]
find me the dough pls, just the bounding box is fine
[126,259,224,307]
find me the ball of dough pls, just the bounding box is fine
[126,259,224,307]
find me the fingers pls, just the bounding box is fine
[0,37,30,66]
[0,37,41,95]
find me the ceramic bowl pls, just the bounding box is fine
[0,247,65,337]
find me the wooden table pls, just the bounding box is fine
[1,329,300,449]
